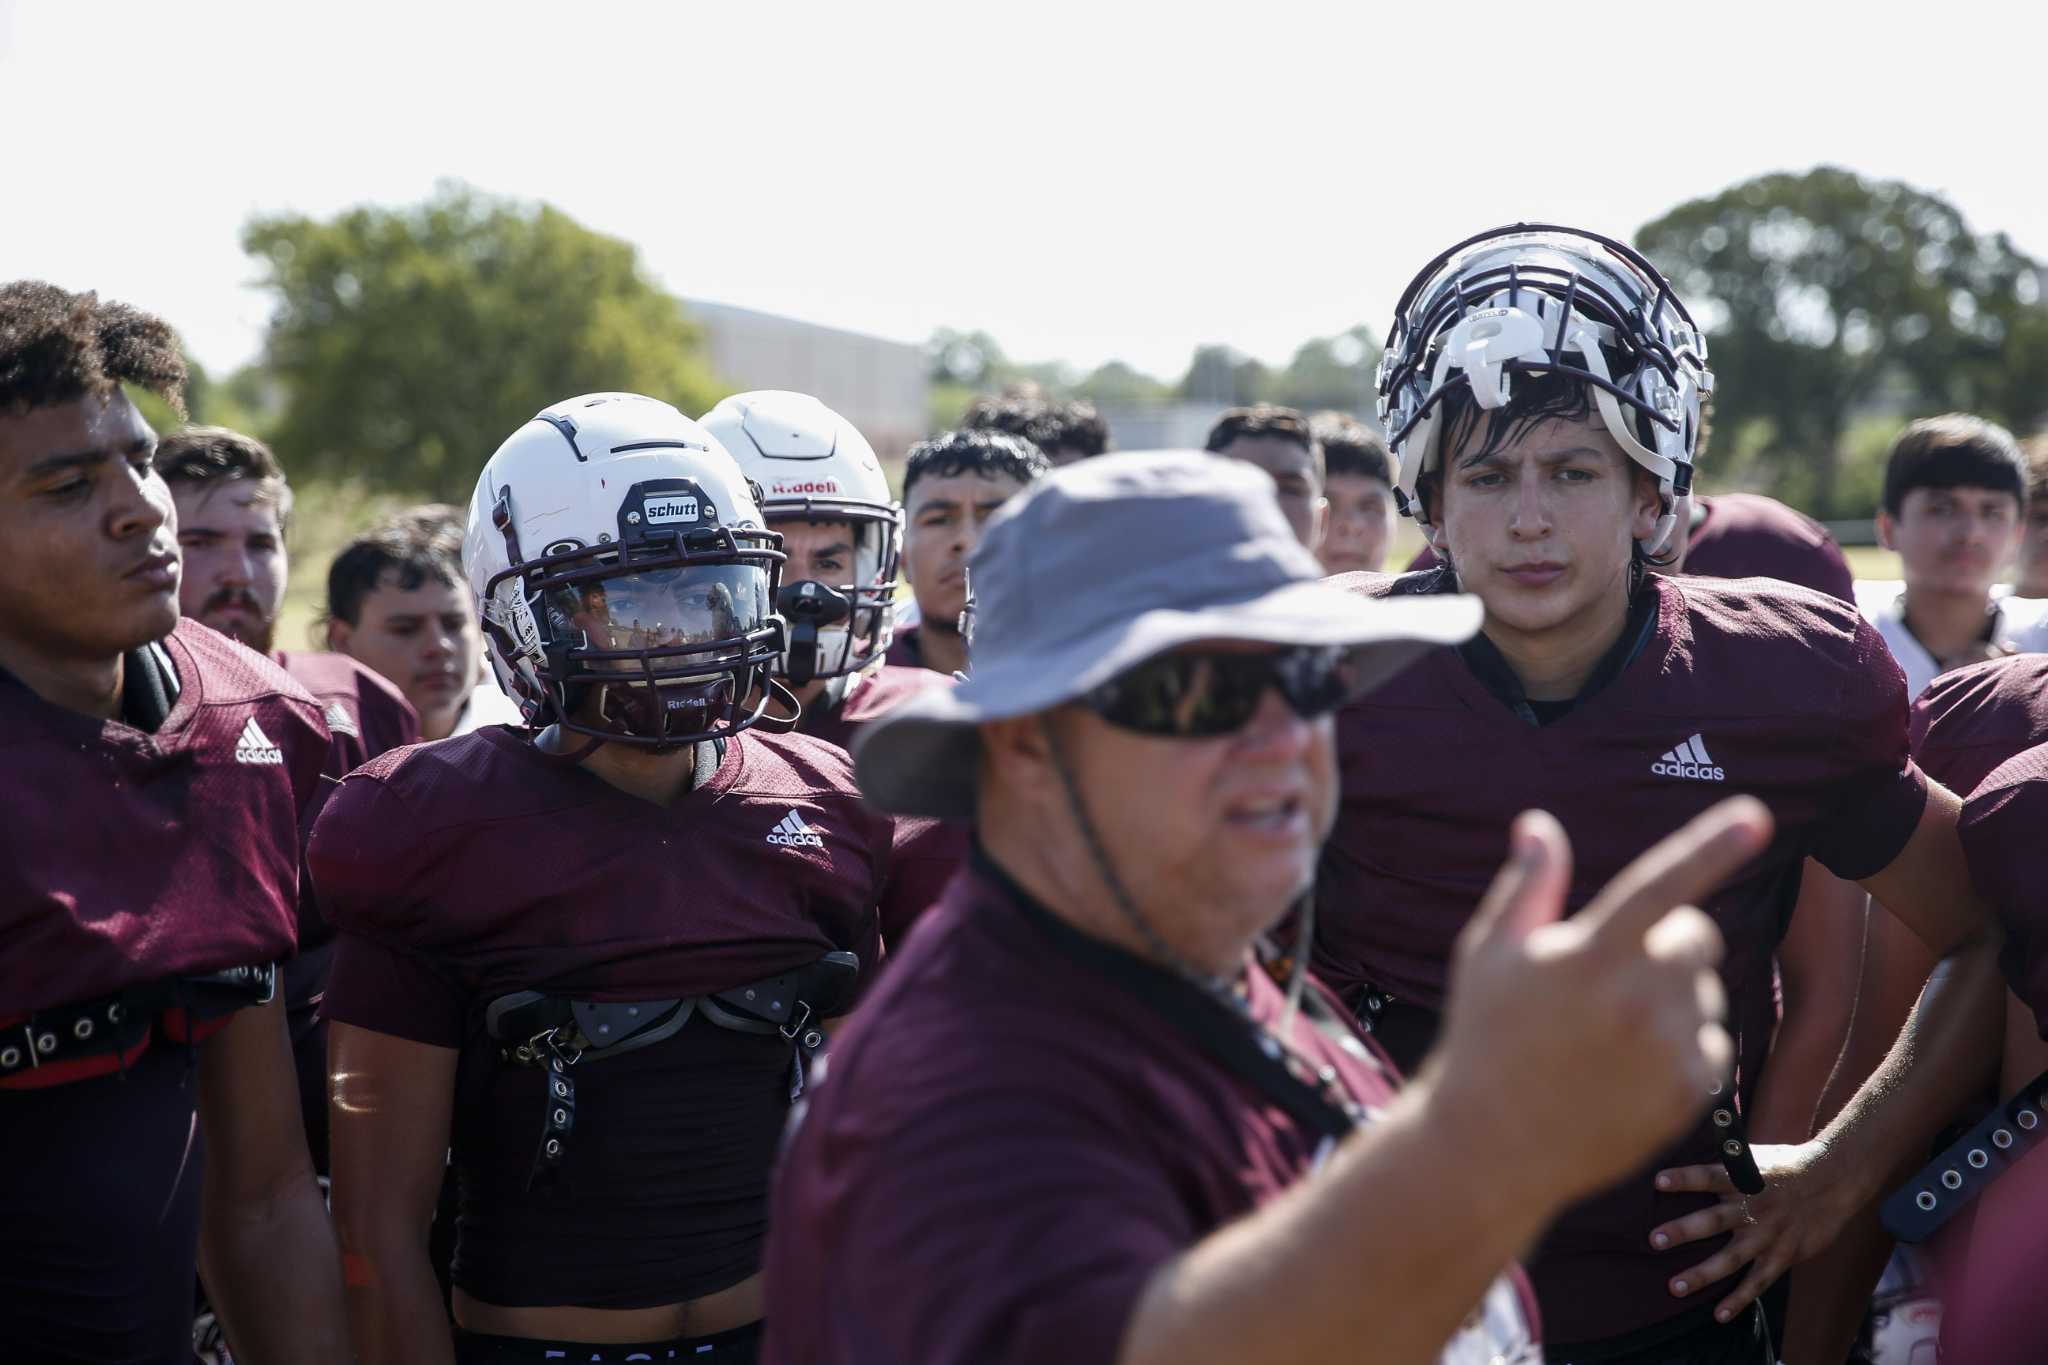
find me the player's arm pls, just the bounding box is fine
[195,992,351,1365]
[329,1019,460,1365]
[1746,862,1867,1145]
[1654,784,2004,1321]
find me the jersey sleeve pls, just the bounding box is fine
[1804,614,1930,881]
[1960,746,2048,1038]
[787,1065,1194,1365]
[323,931,469,1048]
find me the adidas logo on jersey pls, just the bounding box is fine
[1651,733,1723,782]
[234,718,284,765]
[766,809,826,848]
[322,701,360,739]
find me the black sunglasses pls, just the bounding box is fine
[1081,644,1357,738]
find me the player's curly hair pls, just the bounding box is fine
[0,281,187,418]
[902,428,1051,506]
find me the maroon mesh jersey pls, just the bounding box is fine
[882,623,928,671]
[1960,743,2048,1037]
[312,725,889,1307]
[1910,655,2048,797]
[1407,494,1855,602]
[796,665,970,944]
[1318,572,1926,1342]
[0,619,324,1017]
[274,650,418,948]
[762,853,1536,1365]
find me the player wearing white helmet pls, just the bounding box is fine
[701,391,966,946]
[317,394,890,1363]
[1319,225,1999,1363]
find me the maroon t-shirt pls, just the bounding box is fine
[312,725,889,1308]
[1317,572,1927,1343]
[796,665,970,945]
[1909,654,2048,797]
[762,851,1537,1365]
[0,619,323,1016]
[1959,743,2048,1037]
[1407,494,1855,602]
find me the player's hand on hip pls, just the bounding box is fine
[1650,1139,1860,1324]
[1432,797,1773,1209]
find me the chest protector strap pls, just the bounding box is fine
[0,963,278,1091]
[484,952,859,1188]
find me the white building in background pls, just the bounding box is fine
[686,300,928,463]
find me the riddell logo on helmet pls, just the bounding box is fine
[771,480,841,496]
[644,496,700,524]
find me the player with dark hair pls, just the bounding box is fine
[1204,403,1325,550]
[1320,227,2000,1362]
[317,393,890,1363]
[963,390,1110,466]
[324,503,522,740]
[159,423,419,1180]
[1309,410,1396,575]
[889,428,1050,677]
[0,281,347,1362]
[702,391,965,944]
[1857,414,2043,694]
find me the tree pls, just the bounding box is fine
[1072,359,1171,407]
[1269,325,1381,416]
[243,182,724,500]
[1637,167,2048,515]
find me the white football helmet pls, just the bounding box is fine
[1376,223,1714,555]
[699,391,901,686]
[463,392,787,750]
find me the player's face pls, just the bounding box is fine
[171,482,286,653]
[327,571,480,741]
[2017,497,2048,597]
[1049,667,1338,969]
[1436,410,1658,638]
[903,471,1023,634]
[775,516,860,589]
[1215,435,1326,551]
[0,389,179,663]
[1881,487,2022,598]
[1320,473,1395,576]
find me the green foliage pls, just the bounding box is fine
[1267,325,1381,416]
[1071,359,1170,407]
[244,182,724,502]
[1638,166,2048,516]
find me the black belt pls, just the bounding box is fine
[483,952,859,1188]
[1355,985,1765,1196]
[0,963,277,1081]
[1882,1066,2048,1243]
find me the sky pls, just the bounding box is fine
[6,1,2045,383]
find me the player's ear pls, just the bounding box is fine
[1630,467,1662,544]
[325,617,353,653]
[979,712,1059,805]
[1875,511,1897,552]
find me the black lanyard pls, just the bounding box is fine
[979,847,1368,1145]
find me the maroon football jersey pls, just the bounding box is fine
[312,724,890,1308]
[274,650,419,947]
[0,619,324,1017]
[796,665,970,944]
[1406,494,1855,602]
[1680,493,1855,602]
[762,854,1536,1365]
[1317,572,1926,1342]
[1960,743,2048,1037]
[1910,654,2048,797]
[882,623,928,671]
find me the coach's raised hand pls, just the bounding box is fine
[1426,798,1774,1211]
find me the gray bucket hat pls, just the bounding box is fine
[852,450,1481,817]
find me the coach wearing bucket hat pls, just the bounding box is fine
[760,452,1775,1365]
